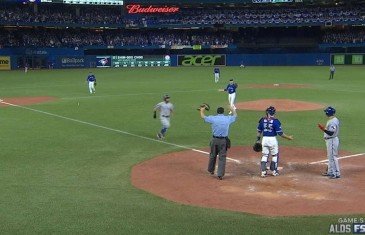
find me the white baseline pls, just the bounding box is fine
[309,153,365,165]
[0,100,241,164]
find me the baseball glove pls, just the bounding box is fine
[94,82,97,86]
[253,142,262,152]
[197,103,210,111]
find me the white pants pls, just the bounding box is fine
[228,93,236,110]
[261,136,279,171]
[214,73,220,83]
[160,116,171,129]
[88,81,95,94]
[262,136,279,156]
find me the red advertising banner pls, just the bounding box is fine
[126,5,180,14]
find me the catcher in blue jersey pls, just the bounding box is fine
[86,71,96,94]
[256,106,293,177]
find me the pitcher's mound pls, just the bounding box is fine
[244,84,313,89]
[236,99,324,112]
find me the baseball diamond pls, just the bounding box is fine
[1,0,365,230]
[1,65,365,235]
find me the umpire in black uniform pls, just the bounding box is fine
[199,105,237,180]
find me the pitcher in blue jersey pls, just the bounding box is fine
[86,71,96,94]
[256,106,293,177]
[219,79,238,114]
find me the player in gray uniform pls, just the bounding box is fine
[318,106,341,179]
[153,95,174,139]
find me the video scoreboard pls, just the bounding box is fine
[95,55,171,68]
[112,55,171,67]
[331,54,365,65]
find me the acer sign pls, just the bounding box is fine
[178,55,226,66]
[126,5,180,14]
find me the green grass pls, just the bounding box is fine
[0,66,364,234]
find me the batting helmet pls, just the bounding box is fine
[266,106,276,116]
[163,95,170,101]
[324,106,336,116]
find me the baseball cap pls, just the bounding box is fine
[217,107,224,114]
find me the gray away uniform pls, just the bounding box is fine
[324,117,340,177]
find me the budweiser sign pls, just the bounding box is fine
[126,5,180,14]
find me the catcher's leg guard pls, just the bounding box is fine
[260,155,268,171]
[270,155,278,171]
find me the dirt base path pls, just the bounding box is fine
[132,146,365,216]
[0,97,58,107]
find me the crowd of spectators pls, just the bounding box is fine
[1,2,365,48]
[143,6,365,26]
[0,28,235,48]
[1,26,364,49]
[321,29,365,44]
[0,4,125,25]
[1,2,365,27]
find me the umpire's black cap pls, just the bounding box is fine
[217,107,224,114]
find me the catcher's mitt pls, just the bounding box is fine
[253,142,262,152]
[197,103,210,111]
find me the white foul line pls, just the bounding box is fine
[309,153,365,165]
[0,100,241,164]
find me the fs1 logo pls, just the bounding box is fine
[178,55,225,66]
[354,224,365,234]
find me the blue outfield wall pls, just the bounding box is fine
[227,53,330,66]
[174,53,330,66]
[0,47,332,69]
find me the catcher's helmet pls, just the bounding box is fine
[163,95,170,101]
[324,106,336,116]
[266,106,276,116]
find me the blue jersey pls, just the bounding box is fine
[87,74,96,82]
[224,83,237,94]
[257,117,284,137]
[214,67,220,74]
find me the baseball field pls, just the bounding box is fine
[0,66,364,234]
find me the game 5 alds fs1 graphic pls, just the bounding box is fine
[329,217,365,234]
